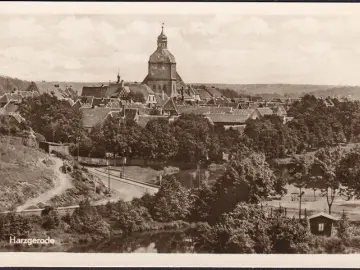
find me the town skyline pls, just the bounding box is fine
[2,13,360,85]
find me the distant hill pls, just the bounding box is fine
[0,75,31,95]
[191,83,360,99]
[1,74,360,100]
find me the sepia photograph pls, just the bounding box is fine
[1,1,360,264]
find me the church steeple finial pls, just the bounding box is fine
[117,69,120,84]
[161,22,164,34]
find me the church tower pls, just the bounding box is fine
[142,23,178,97]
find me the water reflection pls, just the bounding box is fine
[176,167,224,189]
[67,230,194,253]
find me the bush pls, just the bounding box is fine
[35,133,46,143]
[41,206,60,230]
[51,150,72,161]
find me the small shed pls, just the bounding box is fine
[39,141,70,155]
[308,212,339,237]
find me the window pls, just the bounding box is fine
[318,223,324,232]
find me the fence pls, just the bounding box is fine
[78,156,199,170]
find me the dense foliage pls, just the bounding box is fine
[18,93,84,143]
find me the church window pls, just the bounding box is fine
[163,85,166,91]
[158,85,161,91]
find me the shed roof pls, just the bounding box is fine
[308,212,339,221]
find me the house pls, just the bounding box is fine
[256,107,274,117]
[126,83,156,105]
[154,91,169,107]
[273,105,287,117]
[0,95,9,109]
[162,98,179,116]
[81,107,121,131]
[205,114,250,126]
[81,85,108,98]
[308,212,339,237]
[195,88,213,101]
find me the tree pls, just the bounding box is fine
[311,147,344,214]
[151,176,190,222]
[288,155,314,218]
[41,206,60,230]
[188,182,216,222]
[143,119,178,163]
[18,93,84,143]
[337,210,351,243]
[211,153,281,221]
[336,146,360,200]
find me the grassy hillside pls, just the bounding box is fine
[0,141,55,211]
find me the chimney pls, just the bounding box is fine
[162,90,165,100]
[121,80,124,88]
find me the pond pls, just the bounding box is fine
[67,230,195,253]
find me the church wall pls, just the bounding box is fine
[149,63,172,79]
[147,80,173,97]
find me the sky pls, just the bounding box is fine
[1,13,360,85]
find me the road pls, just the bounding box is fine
[16,157,73,212]
[86,167,159,195]
[5,164,158,216]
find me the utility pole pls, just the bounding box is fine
[76,136,80,161]
[107,157,111,192]
[299,188,304,219]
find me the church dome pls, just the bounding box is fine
[149,48,176,64]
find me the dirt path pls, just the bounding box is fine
[16,157,73,211]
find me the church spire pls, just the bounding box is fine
[157,22,167,49]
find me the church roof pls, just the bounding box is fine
[149,48,176,64]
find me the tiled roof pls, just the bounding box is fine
[195,88,213,100]
[25,81,40,93]
[154,92,169,107]
[92,98,111,108]
[72,100,82,110]
[162,98,179,114]
[126,83,154,100]
[308,212,339,221]
[232,109,255,115]
[7,93,23,103]
[206,114,250,124]
[0,94,9,105]
[34,82,65,99]
[176,105,233,115]
[79,96,94,107]
[149,48,176,64]
[3,101,19,114]
[204,88,222,98]
[81,107,120,128]
[257,107,274,117]
[105,83,123,98]
[0,113,24,124]
[81,86,108,98]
